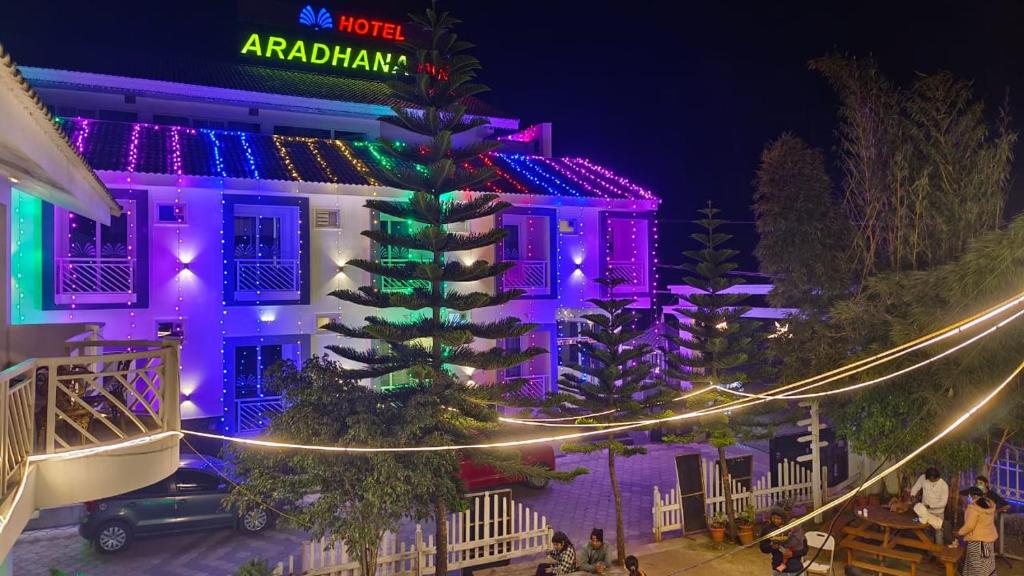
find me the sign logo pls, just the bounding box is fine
[298,5,333,31]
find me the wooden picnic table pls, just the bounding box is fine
[841,505,962,576]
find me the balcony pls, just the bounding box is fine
[56,257,135,303]
[0,336,181,559]
[235,396,285,434]
[501,260,549,296]
[377,247,431,294]
[235,258,301,299]
[606,260,647,291]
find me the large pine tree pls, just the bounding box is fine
[555,278,675,565]
[663,204,761,540]
[324,7,562,574]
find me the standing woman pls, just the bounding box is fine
[958,486,998,576]
[536,531,577,576]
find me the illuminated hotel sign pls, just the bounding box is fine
[239,3,408,77]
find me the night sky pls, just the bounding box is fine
[4,0,1024,278]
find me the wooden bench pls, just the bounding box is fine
[841,525,930,549]
[935,546,963,576]
[841,535,924,576]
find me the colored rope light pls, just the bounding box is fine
[460,161,503,194]
[499,288,1024,427]
[567,158,653,199]
[72,118,92,155]
[273,135,303,181]
[303,139,338,183]
[511,156,583,197]
[539,158,611,199]
[480,155,533,195]
[499,154,578,197]
[238,132,261,180]
[203,129,227,178]
[556,158,630,200]
[668,359,1024,576]
[332,140,381,186]
[126,123,143,173]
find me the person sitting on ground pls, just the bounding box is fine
[911,466,951,545]
[957,486,999,576]
[579,528,609,574]
[759,506,808,575]
[536,531,577,576]
[624,555,647,576]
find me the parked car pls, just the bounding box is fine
[460,444,556,490]
[79,455,271,553]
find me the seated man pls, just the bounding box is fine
[579,528,609,574]
[911,467,951,545]
[759,507,808,576]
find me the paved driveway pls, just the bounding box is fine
[11,441,765,576]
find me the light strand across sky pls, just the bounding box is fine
[500,292,1024,427]
[182,289,1024,453]
[664,358,1024,575]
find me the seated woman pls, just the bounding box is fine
[579,529,608,574]
[536,531,577,576]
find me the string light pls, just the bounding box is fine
[501,289,1024,426]
[72,118,92,155]
[303,139,338,183]
[332,140,381,186]
[273,135,302,181]
[668,359,1024,576]
[238,132,261,180]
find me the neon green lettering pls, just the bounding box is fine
[240,33,262,57]
[353,49,370,70]
[287,40,307,62]
[374,52,390,72]
[266,36,287,60]
[395,54,409,74]
[311,43,330,64]
[332,45,352,68]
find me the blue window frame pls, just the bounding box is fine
[41,188,149,310]
[495,207,557,299]
[222,194,310,306]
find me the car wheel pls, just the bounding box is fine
[94,520,133,554]
[524,465,552,490]
[239,508,271,533]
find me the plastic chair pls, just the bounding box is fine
[802,530,835,576]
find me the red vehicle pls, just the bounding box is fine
[459,444,555,490]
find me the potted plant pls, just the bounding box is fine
[708,511,728,544]
[234,559,275,576]
[737,505,756,545]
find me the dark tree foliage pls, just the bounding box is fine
[753,133,853,312]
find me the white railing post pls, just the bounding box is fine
[45,361,57,454]
[414,524,424,576]
[163,339,181,432]
[653,486,662,542]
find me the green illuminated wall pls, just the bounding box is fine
[10,189,44,324]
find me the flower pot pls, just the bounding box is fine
[737,525,754,545]
[709,526,726,543]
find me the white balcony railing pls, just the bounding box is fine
[502,260,549,295]
[236,258,300,293]
[606,260,647,289]
[56,257,134,295]
[379,257,431,294]
[235,396,285,434]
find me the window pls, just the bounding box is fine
[333,130,367,140]
[559,218,580,235]
[98,109,138,122]
[223,195,309,306]
[376,215,430,294]
[316,313,340,332]
[274,125,332,139]
[125,478,173,497]
[153,114,190,127]
[156,320,185,342]
[314,208,340,229]
[173,470,222,493]
[52,193,144,306]
[601,213,651,293]
[227,121,261,133]
[55,106,97,119]
[234,344,287,399]
[193,119,226,130]
[497,209,556,298]
[156,203,187,225]
[225,335,308,433]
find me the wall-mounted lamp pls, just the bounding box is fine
[8,176,19,184]
[180,261,191,271]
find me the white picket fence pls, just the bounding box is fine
[274,491,551,576]
[652,458,826,540]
